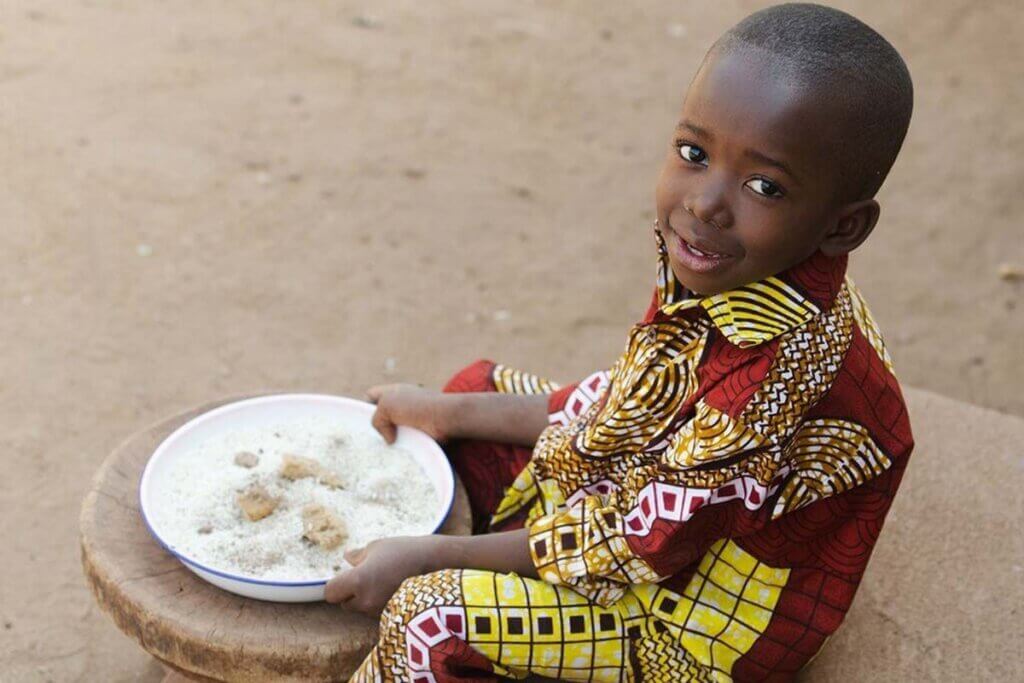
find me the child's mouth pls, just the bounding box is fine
[669,228,735,274]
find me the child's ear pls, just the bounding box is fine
[820,199,880,256]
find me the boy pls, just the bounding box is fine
[327,4,914,681]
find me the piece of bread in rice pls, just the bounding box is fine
[279,454,320,481]
[301,504,348,550]
[279,453,345,489]
[236,485,279,521]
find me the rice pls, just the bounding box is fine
[148,416,440,581]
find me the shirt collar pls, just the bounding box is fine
[650,223,847,348]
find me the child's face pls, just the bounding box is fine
[656,48,854,295]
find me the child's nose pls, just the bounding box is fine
[686,174,732,229]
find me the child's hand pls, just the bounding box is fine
[367,384,450,444]
[325,530,537,614]
[324,536,434,615]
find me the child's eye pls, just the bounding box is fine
[745,177,784,198]
[676,141,708,166]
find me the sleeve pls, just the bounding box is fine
[527,399,782,606]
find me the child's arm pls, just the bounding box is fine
[324,530,535,614]
[368,384,549,447]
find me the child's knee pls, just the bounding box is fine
[442,359,496,394]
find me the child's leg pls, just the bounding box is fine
[351,569,654,683]
[442,360,557,533]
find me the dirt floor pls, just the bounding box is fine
[0,0,1021,680]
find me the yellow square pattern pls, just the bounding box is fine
[683,574,707,600]
[530,608,565,642]
[681,631,713,663]
[753,561,789,587]
[628,538,790,677]
[690,605,730,638]
[471,640,500,661]
[711,558,748,596]
[561,606,593,643]
[500,643,531,666]
[563,641,595,669]
[496,580,530,607]
[711,639,744,674]
[742,578,780,606]
[700,581,739,614]
[461,571,497,604]
[594,639,623,664]
[465,607,499,643]
[457,570,628,679]
[721,541,758,575]
[530,645,563,670]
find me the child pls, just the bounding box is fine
[327,3,914,681]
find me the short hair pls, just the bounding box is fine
[713,3,913,201]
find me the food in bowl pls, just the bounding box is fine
[145,415,440,582]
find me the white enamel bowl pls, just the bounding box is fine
[138,394,454,602]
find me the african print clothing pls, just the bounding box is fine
[351,226,913,682]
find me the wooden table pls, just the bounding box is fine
[80,397,473,682]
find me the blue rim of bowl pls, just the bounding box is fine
[137,393,456,588]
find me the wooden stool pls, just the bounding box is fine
[80,396,473,682]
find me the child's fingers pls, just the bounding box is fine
[324,569,357,604]
[366,384,404,403]
[344,546,368,566]
[365,385,387,404]
[366,383,419,404]
[371,408,398,444]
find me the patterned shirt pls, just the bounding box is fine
[491,227,914,679]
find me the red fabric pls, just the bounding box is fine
[699,334,779,419]
[441,360,538,534]
[429,636,497,682]
[786,251,847,310]
[545,381,579,416]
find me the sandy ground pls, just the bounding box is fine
[0,1,1021,680]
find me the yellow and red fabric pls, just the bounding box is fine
[352,226,913,682]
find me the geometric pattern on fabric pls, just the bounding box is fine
[630,539,790,680]
[441,362,558,533]
[739,282,854,444]
[632,626,713,683]
[662,400,771,469]
[529,492,664,605]
[515,256,899,617]
[458,569,629,682]
[351,568,463,682]
[771,418,893,519]
[695,276,820,349]
[519,271,870,610]
[549,369,611,427]
[351,541,790,682]
[488,464,544,531]
[352,568,726,683]
[574,316,706,458]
